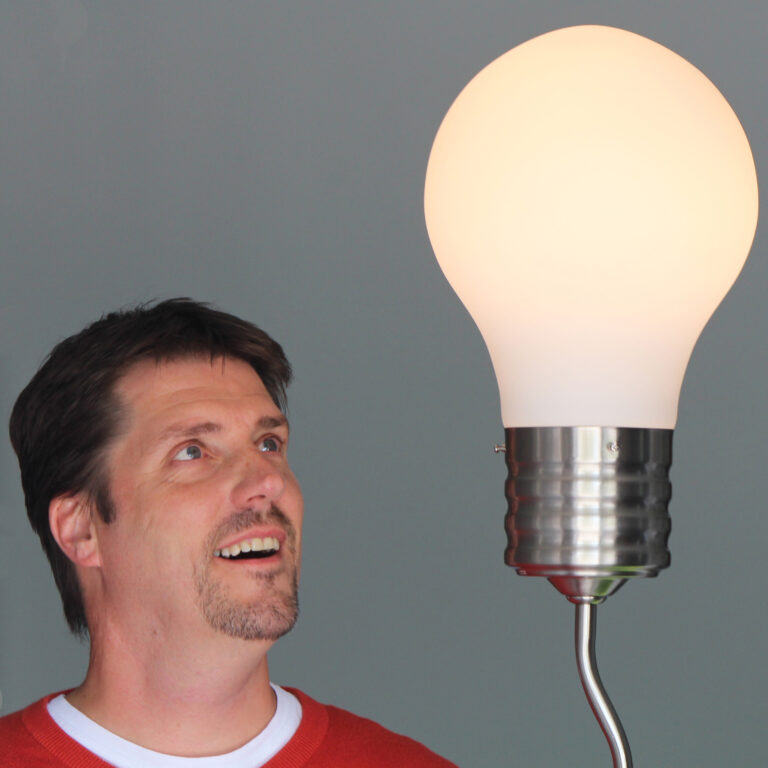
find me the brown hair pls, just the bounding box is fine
[9,298,292,636]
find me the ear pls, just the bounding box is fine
[49,494,102,568]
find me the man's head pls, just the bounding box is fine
[9,298,299,639]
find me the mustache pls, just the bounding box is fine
[207,505,297,552]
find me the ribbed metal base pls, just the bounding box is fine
[504,427,673,603]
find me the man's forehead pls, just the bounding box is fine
[115,356,276,419]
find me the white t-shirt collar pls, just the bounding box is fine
[46,683,302,768]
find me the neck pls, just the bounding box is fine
[67,620,277,757]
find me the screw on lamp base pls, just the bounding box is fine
[503,426,673,603]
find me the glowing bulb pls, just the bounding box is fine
[424,25,758,428]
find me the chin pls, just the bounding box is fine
[196,571,299,641]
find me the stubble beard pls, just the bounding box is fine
[194,506,300,641]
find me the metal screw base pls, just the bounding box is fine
[503,426,673,602]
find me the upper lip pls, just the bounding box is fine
[216,528,286,551]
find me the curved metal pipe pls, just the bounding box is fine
[575,603,633,768]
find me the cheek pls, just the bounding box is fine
[285,477,304,525]
[102,480,212,568]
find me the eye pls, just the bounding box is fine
[258,436,282,453]
[173,444,204,461]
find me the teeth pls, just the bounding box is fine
[215,536,281,558]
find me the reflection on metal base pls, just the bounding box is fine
[576,603,632,768]
[504,426,673,603]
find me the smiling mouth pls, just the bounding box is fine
[214,536,281,560]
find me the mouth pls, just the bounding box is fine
[214,536,281,561]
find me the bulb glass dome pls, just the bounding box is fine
[424,25,758,427]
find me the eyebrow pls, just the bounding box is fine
[156,421,222,443]
[256,415,289,431]
[154,415,289,446]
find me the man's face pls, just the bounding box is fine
[91,356,303,643]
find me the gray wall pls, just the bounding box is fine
[1,2,766,766]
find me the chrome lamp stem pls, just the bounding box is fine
[575,603,632,768]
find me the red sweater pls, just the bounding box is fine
[0,688,458,767]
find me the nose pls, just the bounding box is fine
[230,453,286,509]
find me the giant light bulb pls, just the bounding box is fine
[424,25,758,768]
[425,24,757,429]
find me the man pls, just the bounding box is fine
[1,298,457,767]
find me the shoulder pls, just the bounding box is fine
[287,688,459,767]
[0,706,27,736]
[323,704,458,766]
[0,696,64,766]
[0,704,37,742]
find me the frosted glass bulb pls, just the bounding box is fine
[424,25,758,428]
